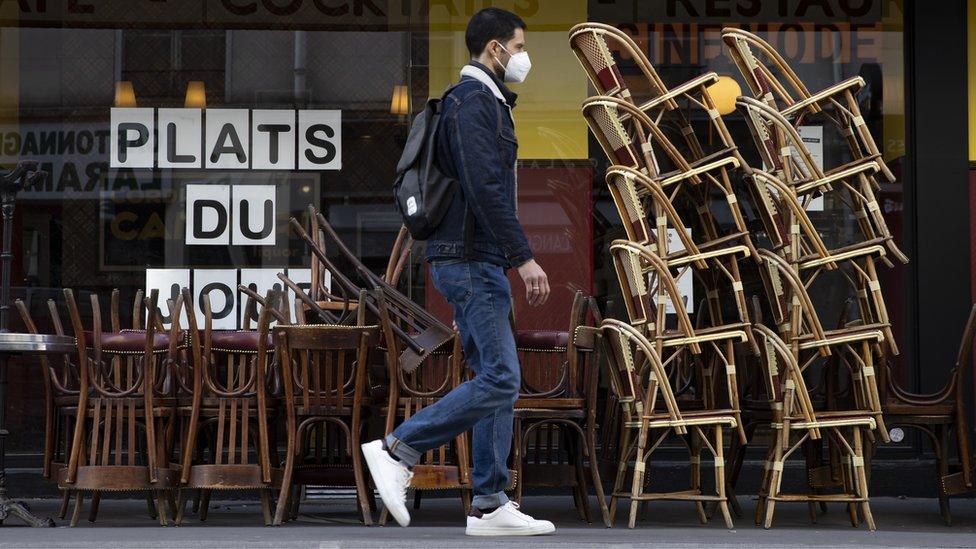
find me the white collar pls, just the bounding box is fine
[459,64,507,104]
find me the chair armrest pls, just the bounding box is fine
[781,76,865,118]
[636,73,721,113]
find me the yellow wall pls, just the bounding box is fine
[970,0,976,161]
[428,0,588,160]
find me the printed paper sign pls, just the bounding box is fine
[145,268,190,328]
[231,185,276,245]
[239,268,285,327]
[110,108,154,168]
[796,125,824,211]
[158,108,202,168]
[205,109,250,169]
[298,110,341,170]
[251,110,296,170]
[110,108,340,170]
[193,269,239,330]
[185,184,231,245]
[666,228,694,314]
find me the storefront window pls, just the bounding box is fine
[0,0,908,457]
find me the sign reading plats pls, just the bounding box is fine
[110,108,341,170]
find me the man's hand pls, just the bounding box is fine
[517,259,550,307]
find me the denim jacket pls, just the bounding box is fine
[424,61,534,269]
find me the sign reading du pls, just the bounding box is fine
[111,108,341,170]
[186,184,276,246]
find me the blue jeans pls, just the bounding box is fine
[385,259,519,510]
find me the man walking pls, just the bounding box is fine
[361,7,554,537]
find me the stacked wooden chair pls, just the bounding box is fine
[58,289,179,526]
[272,295,380,525]
[288,208,473,522]
[510,291,609,526]
[879,304,976,524]
[175,287,281,526]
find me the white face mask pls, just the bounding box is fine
[492,41,531,83]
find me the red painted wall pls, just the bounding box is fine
[425,165,594,331]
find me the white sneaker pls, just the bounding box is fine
[361,439,413,527]
[465,502,556,536]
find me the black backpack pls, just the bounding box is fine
[392,84,463,240]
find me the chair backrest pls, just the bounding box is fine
[582,96,655,174]
[609,239,700,352]
[274,302,379,413]
[514,290,595,400]
[569,22,673,109]
[63,288,166,481]
[584,95,727,186]
[756,249,828,345]
[721,28,812,111]
[752,323,817,425]
[180,287,276,479]
[737,96,824,184]
[601,319,684,426]
[384,225,415,288]
[290,206,454,372]
[746,170,831,261]
[605,165,704,260]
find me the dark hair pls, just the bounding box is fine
[465,8,526,57]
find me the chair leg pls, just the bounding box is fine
[714,426,733,529]
[689,430,707,524]
[156,490,170,527]
[198,489,212,522]
[460,487,472,516]
[725,420,755,519]
[608,424,632,527]
[568,430,591,523]
[763,432,785,529]
[413,490,423,511]
[513,417,525,505]
[585,417,611,528]
[289,485,301,521]
[853,427,875,531]
[58,490,71,519]
[175,489,189,526]
[937,424,953,526]
[755,433,777,526]
[573,430,593,524]
[260,489,273,526]
[146,492,159,520]
[87,491,101,523]
[628,425,650,529]
[352,439,374,525]
[366,483,378,515]
[70,491,84,528]
[273,450,295,526]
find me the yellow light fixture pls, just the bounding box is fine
[114,81,137,107]
[390,85,409,116]
[705,75,742,116]
[184,81,207,108]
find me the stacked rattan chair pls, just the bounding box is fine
[720,28,904,531]
[571,22,906,531]
[571,22,764,529]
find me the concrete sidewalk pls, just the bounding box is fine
[1,495,975,548]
